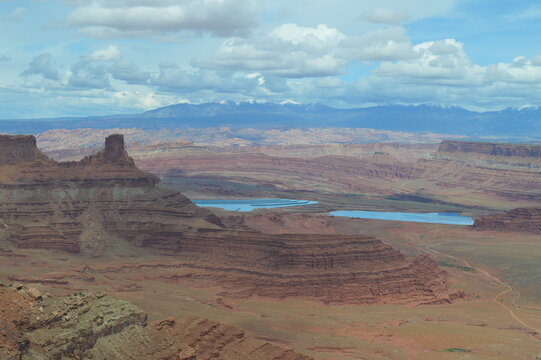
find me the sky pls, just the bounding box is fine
[2,0,541,118]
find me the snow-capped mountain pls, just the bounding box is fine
[1,102,541,138]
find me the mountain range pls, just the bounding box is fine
[1,102,541,139]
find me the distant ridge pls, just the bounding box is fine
[1,102,541,139]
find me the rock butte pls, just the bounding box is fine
[0,284,312,360]
[0,134,463,305]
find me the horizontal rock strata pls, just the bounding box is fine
[135,151,420,195]
[0,134,461,305]
[0,284,311,360]
[0,135,49,165]
[439,140,541,158]
[0,134,222,254]
[77,244,461,305]
[474,208,541,233]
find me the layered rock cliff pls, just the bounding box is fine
[0,134,222,254]
[414,140,541,204]
[0,135,50,166]
[473,208,541,233]
[0,134,461,305]
[79,230,460,305]
[439,140,541,158]
[0,284,312,360]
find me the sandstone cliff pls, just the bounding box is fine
[439,140,541,158]
[78,231,460,305]
[0,134,222,254]
[473,208,541,233]
[0,134,461,305]
[0,135,50,166]
[0,284,312,360]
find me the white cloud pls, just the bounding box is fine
[373,39,541,89]
[359,8,410,24]
[87,45,122,61]
[374,39,484,86]
[344,39,541,109]
[67,0,260,38]
[196,24,416,77]
[111,90,185,110]
[10,4,541,115]
[151,62,264,93]
[195,23,346,77]
[68,61,111,89]
[486,56,541,84]
[20,53,60,81]
[316,77,342,88]
[110,60,151,84]
[531,55,541,66]
[343,27,416,61]
[270,23,346,46]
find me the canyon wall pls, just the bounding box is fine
[439,140,541,157]
[0,134,461,305]
[474,208,541,233]
[0,134,222,254]
[98,229,460,305]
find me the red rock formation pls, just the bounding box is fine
[474,208,541,233]
[413,140,541,204]
[439,140,541,157]
[73,230,463,305]
[0,135,49,165]
[0,134,222,254]
[0,284,312,360]
[0,134,461,305]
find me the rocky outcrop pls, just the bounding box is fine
[0,284,312,360]
[0,133,460,305]
[439,140,541,158]
[0,134,222,254]
[78,133,136,167]
[0,135,50,165]
[473,208,541,233]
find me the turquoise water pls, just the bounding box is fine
[329,210,474,225]
[193,198,318,212]
[194,198,473,225]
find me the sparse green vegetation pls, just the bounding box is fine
[438,348,471,353]
[437,261,476,272]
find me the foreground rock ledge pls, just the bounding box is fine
[0,134,464,305]
[0,284,312,360]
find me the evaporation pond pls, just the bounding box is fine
[329,210,474,225]
[193,198,318,212]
